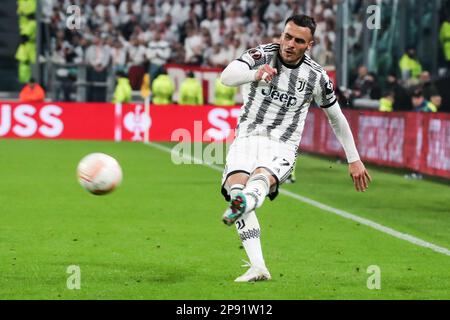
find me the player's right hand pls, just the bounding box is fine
[255,64,277,83]
[348,160,372,192]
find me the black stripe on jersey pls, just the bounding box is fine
[320,98,337,108]
[237,58,251,69]
[280,70,317,142]
[266,65,300,134]
[304,55,323,69]
[304,60,323,73]
[263,44,279,51]
[319,74,332,106]
[263,43,280,52]
[240,82,258,123]
[246,54,280,134]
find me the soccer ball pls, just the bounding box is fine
[77,153,123,195]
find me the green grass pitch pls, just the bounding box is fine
[0,139,449,299]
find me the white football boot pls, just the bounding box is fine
[234,261,271,283]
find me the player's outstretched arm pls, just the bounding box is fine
[322,103,372,192]
[220,61,277,87]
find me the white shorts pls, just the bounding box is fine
[221,135,298,201]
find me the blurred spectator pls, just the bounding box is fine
[15,35,35,83]
[141,0,158,26]
[439,15,450,74]
[118,0,141,18]
[263,0,288,23]
[214,78,237,106]
[170,42,186,64]
[59,69,77,102]
[109,39,127,73]
[321,37,335,66]
[85,36,110,101]
[19,78,45,102]
[151,70,175,105]
[266,12,284,38]
[95,0,118,21]
[112,70,132,103]
[205,43,225,67]
[385,73,411,111]
[352,70,381,100]
[352,65,369,91]
[399,47,423,86]
[379,91,394,112]
[411,88,437,112]
[419,71,439,100]
[127,37,147,89]
[224,6,246,33]
[178,71,203,105]
[184,25,203,65]
[430,95,442,112]
[146,30,171,84]
[363,73,381,99]
[200,8,220,37]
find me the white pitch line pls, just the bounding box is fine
[145,142,450,257]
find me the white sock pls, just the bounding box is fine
[235,210,266,268]
[242,174,270,213]
[229,184,245,198]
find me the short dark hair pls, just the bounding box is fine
[285,14,316,36]
[412,88,423,97]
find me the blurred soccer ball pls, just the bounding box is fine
[77,153,122,195]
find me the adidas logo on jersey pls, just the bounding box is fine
[261,85,298,107]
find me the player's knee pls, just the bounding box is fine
[252,168,276,186]
[226,172,249,187]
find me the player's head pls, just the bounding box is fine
[279,14,316,65]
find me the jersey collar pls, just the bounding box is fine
[278,53,305,69]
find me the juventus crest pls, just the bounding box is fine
[297,78,307,92]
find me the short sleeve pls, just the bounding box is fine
[314,71,337,108]
[237,46,266,70]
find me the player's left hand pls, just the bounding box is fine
[348,160,372,192]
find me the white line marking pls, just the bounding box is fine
[145,142,450,257]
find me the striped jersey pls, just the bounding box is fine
[236,42,337,147]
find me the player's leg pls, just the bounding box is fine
[223,173,271,282]
[227,140,298,223]
[220,136,275,282]
[233,209,271,282]
[222,168,276,224]
[239,167,276,214]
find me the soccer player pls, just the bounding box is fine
[220,15,372,282]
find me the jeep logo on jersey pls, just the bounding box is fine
[261,85,298,107]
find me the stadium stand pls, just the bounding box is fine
[34,0,342,103]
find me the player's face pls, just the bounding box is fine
[280,21,314,65]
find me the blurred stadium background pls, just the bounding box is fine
[1,0,450,300]
[2,0,450,109]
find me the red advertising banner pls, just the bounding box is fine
[301,108,450,179]
[0,102,114,140]
[1,101,449,179]
[0,101,240,142]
